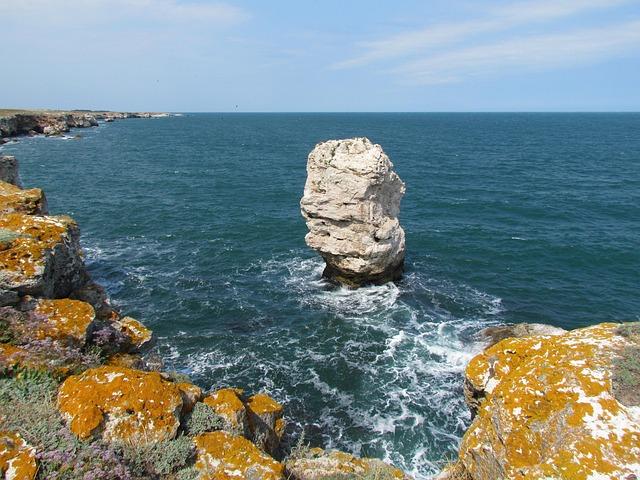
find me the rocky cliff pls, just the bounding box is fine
[300,137,406,287]
[0,110,169,143]
[440,322,640,480]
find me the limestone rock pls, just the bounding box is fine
[32,298,96,345]
[300,137,405,287]
[458,323,640,480]
[0,157,22,187]
[285,448,409,480]
[177,382,204,415]
[465,322,567,415]
[0,213,87,298]
[0,181,48,215]
[57,366,184,445]
[113,316,154,352]
[203,388,249,436]
[476,322,566,349]
[246,393,285,455]
[0,431,37,480]
[194,430,284,480]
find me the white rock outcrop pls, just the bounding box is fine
[300,138,405,287]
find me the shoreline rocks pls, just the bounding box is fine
[445,322,640,480]
[300,137,406,287]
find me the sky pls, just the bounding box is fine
[1,0,640,112]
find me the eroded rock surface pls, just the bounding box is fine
[285,448,409,480]
[57,366,184,445]
[0,182,48,216]
[300,138,405,287]
[194,430,284,480]
[0,213,87,298]
[0,157,22,187]
[458,322,640,480]
[0,431,37,480]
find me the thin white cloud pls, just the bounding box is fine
[393,20,640,85]
[333,0,632,69]
[0,0,248,26]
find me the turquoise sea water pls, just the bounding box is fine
[2,113,639,478]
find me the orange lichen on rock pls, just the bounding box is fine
[57,366,183,445]
[34,298,95,345]
[0,431,37,480]
[194,430,284,480]
[177,382,203,415]
[114,316,153,351]
[0,213,85,298]
[285,448,409,480]
[246,393,285,454]
[203,388,248,434]
[459,323,640,480]
[0,181,47,215]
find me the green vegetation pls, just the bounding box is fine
[118,436,195,477]
[183,402,224,435]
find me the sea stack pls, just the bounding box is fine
[300,137,406,287]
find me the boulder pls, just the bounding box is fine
[300,138,405,287]
[32,298,96,345]
[57,366,184,445]
[458,322,640,480]
[246,393,285,455]
[0,213,88,298]
[202,388,249,437]
[0,431,37,480]
[113,316,154,352]
[0,157,22,187]
[285,448,409,480]
[177,382,204,415]
[0,181,48,215]
[194,430,284,480]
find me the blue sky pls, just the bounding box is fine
[1,0,640,111]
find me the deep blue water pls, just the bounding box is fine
[2,113,639,478]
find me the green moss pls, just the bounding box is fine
[119,435,195,476]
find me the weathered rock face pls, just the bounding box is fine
[201,388,285,455]
[286,448,409,480]
[194,431,284,480]
[0,157,22,187]
[0,182,48,216]
[458,322,640,480]
[465,322,568,415]
[57,366,184,445]
[0,431,37,480]
[300,138,405,287]
[0,213,87,298]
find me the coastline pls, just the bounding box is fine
[0,116,638,479]
[0,109,171,144]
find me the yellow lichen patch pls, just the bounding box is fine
[0,181,46,215]
[459,323,640,480]
[177,382,203,415]
[246,393,283,417]
[57,366,183,445]
[0,431,37,480]
[194,431,284,480]
[285,448,409,480]
[114,316,153,351]
[203,388,247,429]
[34,299,95,345]
[0,213,75,278]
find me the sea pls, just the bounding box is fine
[2,113,638,478]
